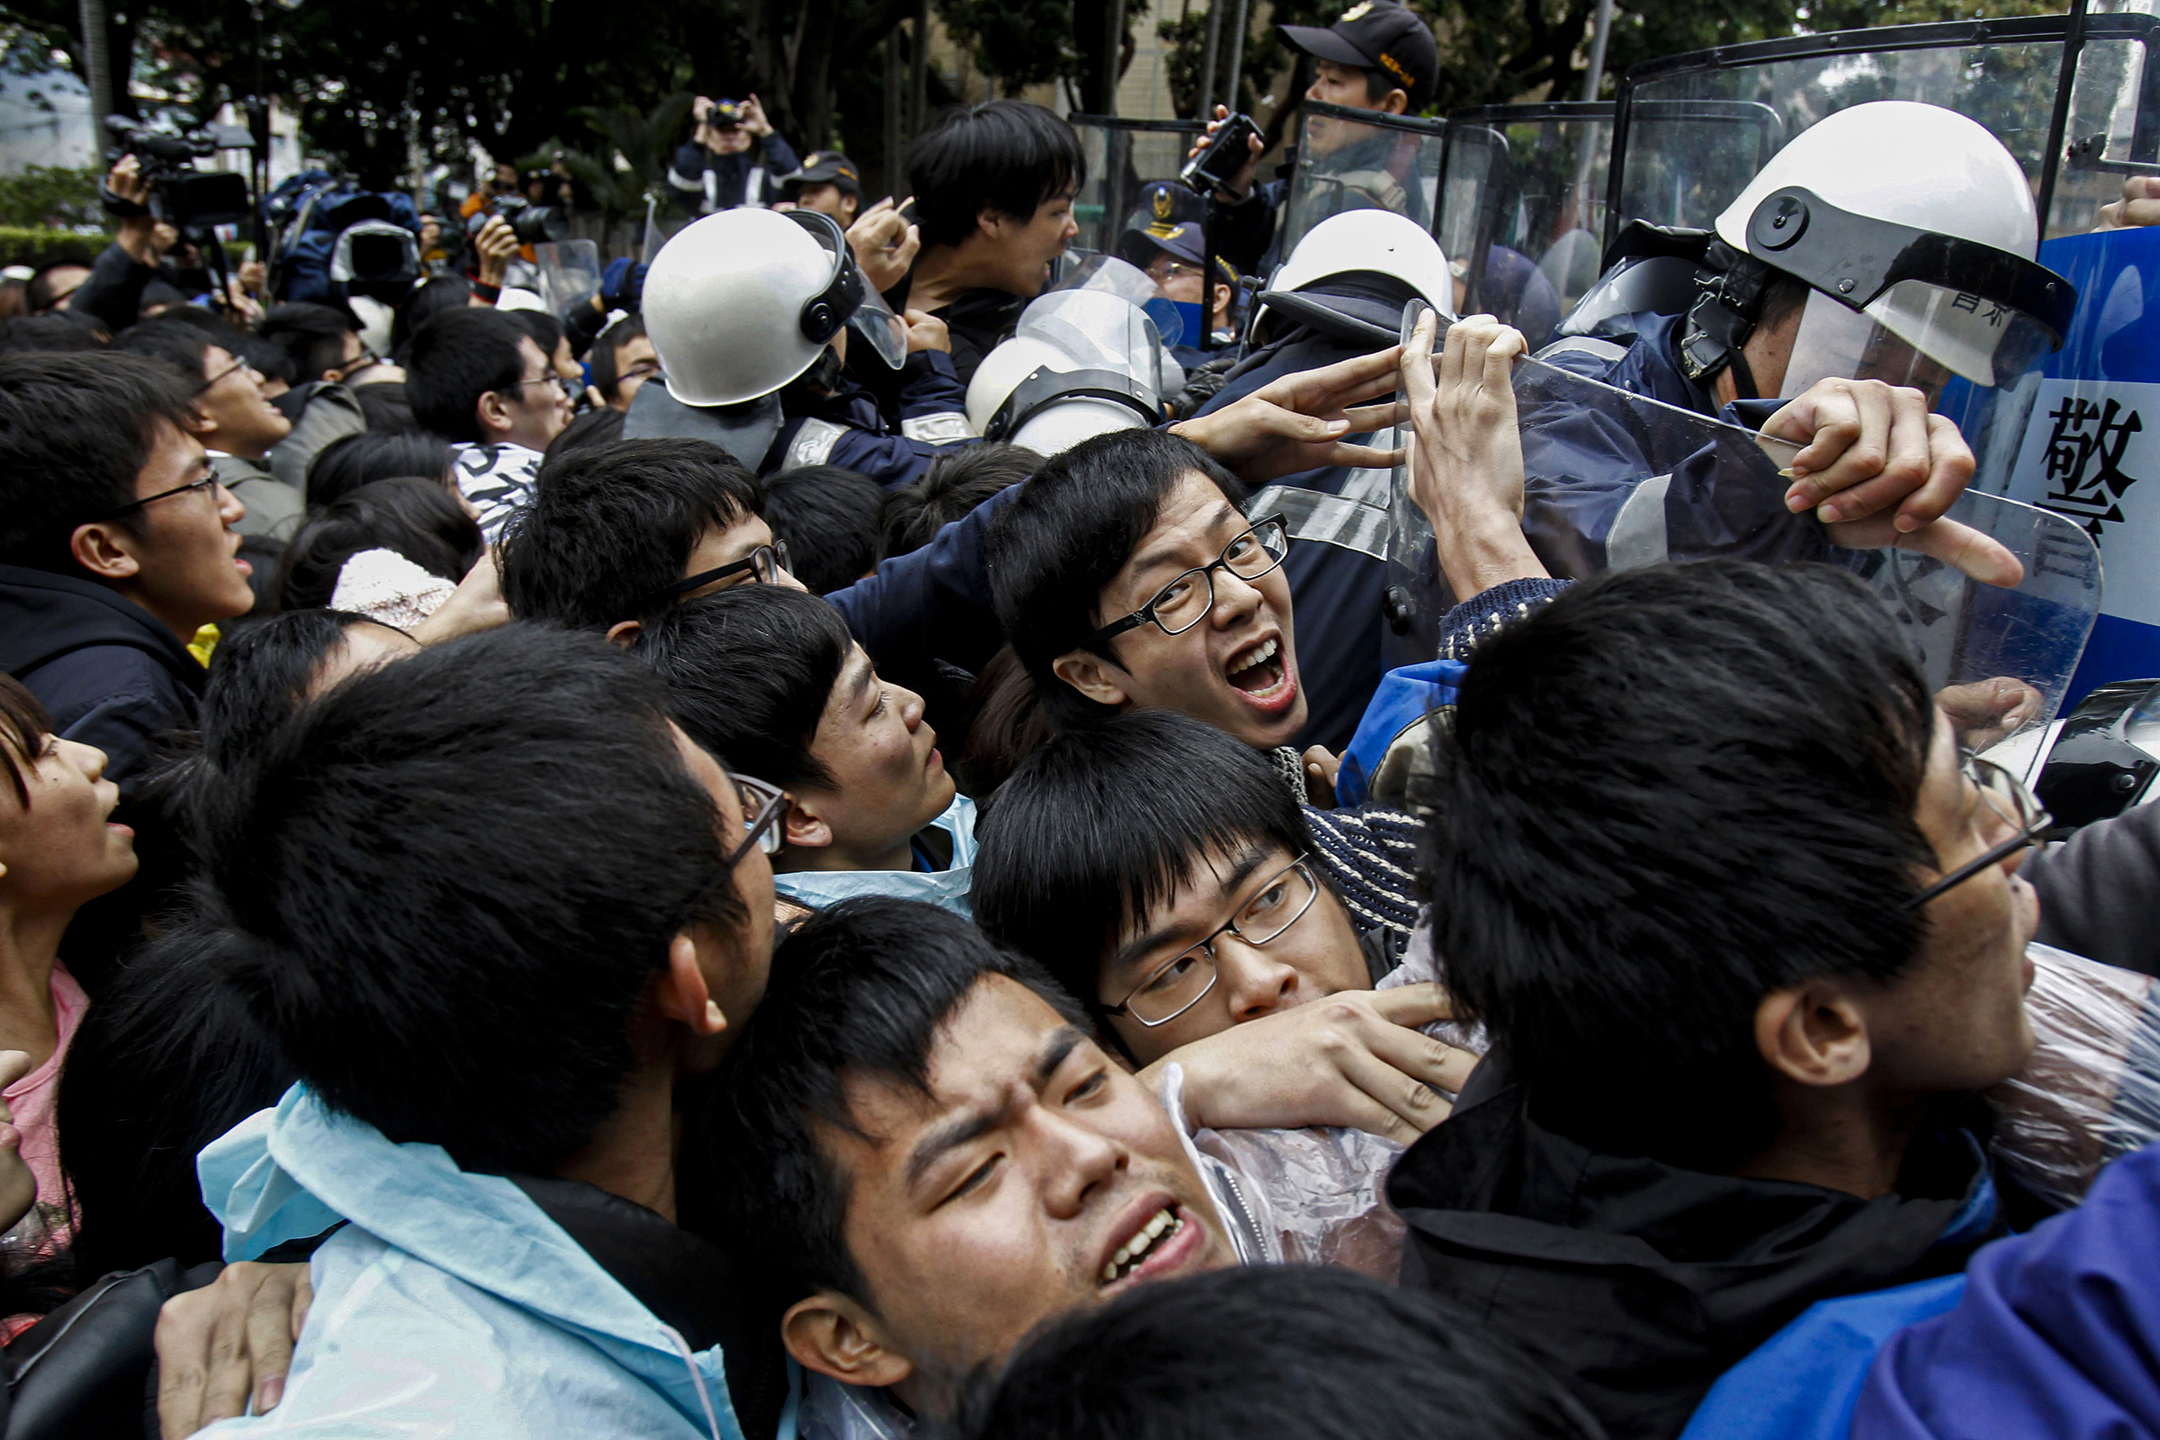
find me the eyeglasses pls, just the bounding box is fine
[618,360,662,385]
[1110,855,1322,1027]
[92,472,224,520]
[1091,515,1289,647]
[640,541,793,610]
[507,373,573,398]
[195,355,260,395]
[1902,752,2051,910]
[725,772,789,868]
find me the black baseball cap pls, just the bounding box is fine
[1280,0,1439,111]
[782,151,863,198]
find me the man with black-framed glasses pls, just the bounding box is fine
[0,351,257,794]
[115,315,305,541]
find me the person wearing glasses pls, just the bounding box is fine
[0,352,256,795]
[1381,558,2045,1440]
[636,585,973,920]
[406,308,573,542]
[164,626,799,1437]
[114,315,305,541]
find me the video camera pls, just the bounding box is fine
[102,116,254,229]
[466,193,569,247]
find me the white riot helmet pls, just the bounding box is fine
[1250,209,1452,348]
[644,207,909,406]
[1685,101,2075,398]
[964,290,1167,455]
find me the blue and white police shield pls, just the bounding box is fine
[1949,225,2160,703]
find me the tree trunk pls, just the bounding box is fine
[79,0,110,135]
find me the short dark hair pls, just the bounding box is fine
[196,625,744,1173]
[26,259,92,314]
[405,308,528,442]
[0,315,104,354]
[1419,561,1936,1170]
[260,302,358,382]
[304,428,455,509]
[0,351,199,573]
[907,101,1086,249]
[986,428,1245,730]
[591,316,648,403]
[276,477,484,611]
[353,381,415,431]
[508,308,564,362]
[390,274,473,359]
[703,897,1087,1304]
[972,710,1311,1012]
[762,466,886,594]
[883,443,1040,558]
[633,584,851,790]
[953,1265,1602,1440]
[545,404,626,461]
[500,438,763,630]
[111,312,245,385]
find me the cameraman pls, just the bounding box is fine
[60,156,178,334]
[667,94,799,215]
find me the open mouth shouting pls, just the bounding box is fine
[1223,635,1297,716]
[1098,1200,1205,1292]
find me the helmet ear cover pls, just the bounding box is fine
[985,365,1162,442]
[786,208,867,346]
[1678,239,1775,396]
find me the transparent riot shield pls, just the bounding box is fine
[1067,115,1208,259]
[1388,301,2104,771]
[1277,102,1447,269]
[1436,102,1613,348]
[1608,20,2079,249]
[2047,9,2160,239]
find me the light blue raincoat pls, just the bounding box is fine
[195,1085,767,1438]
[772,794,977,918]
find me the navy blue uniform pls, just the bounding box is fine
[763,350,975,490]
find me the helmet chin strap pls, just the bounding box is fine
[1678,240,1774,401]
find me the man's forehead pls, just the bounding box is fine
[837,976,1075,1151]
[1121,474,1242,571]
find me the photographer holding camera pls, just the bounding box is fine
[667,93,799,215]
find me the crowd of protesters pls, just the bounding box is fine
[0,4,2158,1435]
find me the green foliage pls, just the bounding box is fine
[551,94,696,224]
[944,0,1080,91]
[0,165,104,228]
[0,224,106,267]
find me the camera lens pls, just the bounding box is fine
[511,205,569,246]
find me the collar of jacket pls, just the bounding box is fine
[0,561,206,691]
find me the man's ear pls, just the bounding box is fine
[69,521,144,583]
[475,389,512,440]
[604,618,642,648]
[654,932,728,1037]
[1754,982,1872,1089]
[1377,88,1410,116]
[1050,649,1131,710]
[782,1292,915,1391]
[783,793,833,852]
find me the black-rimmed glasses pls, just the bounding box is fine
[1090,515,1289,647]
[725,773,788,868]
[92,472,225,520]
[195,355,260,395]
[1903,752,2051,910]
[640,541,793,610]
[507,373,573,398]
[1110,855,1322,1026]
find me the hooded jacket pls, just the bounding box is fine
[1387,1056,2001,1440]
[0,563,204,793]
[196,1087,785,1439]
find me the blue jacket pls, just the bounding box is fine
[196,1086,766,1439]
[773,794,978,917]
[1850,1139,2160,1440]
[766,352,974,490]
[669,135,801,215]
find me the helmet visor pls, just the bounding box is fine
[1777,286,2057,405]
[789,208,909,371]
[1015,287,1168,398]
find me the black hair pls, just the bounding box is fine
[194,625,744,1173]
[353,380,415,431]
[972,711,1311,1012]
[226,326,297,388]
[508,308,565,362]
[305,428,456,509]
[634,584,852,791]
[391,273,473,358]
[703,897,1087,1304]
[0,314,104,354]
[951,1265,1602,1440]
[0,672,52,807]
[907,101,1086,250]
[761,466,886,595]
[591,315,649,404]
[545,403,625,461]
[26,258,93,314]
[110,312,237,385]
[275,477,484,611]
[500,438,763,631]
[198,609,380,775]
[0,350,199,573]
[260,302,358,382]
[986,427,1245,731]
[1417,560,1937,1170]
[405,307,528,442]
[884,443,1040,558]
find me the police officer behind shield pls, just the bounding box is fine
[1193,0,1440,274]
